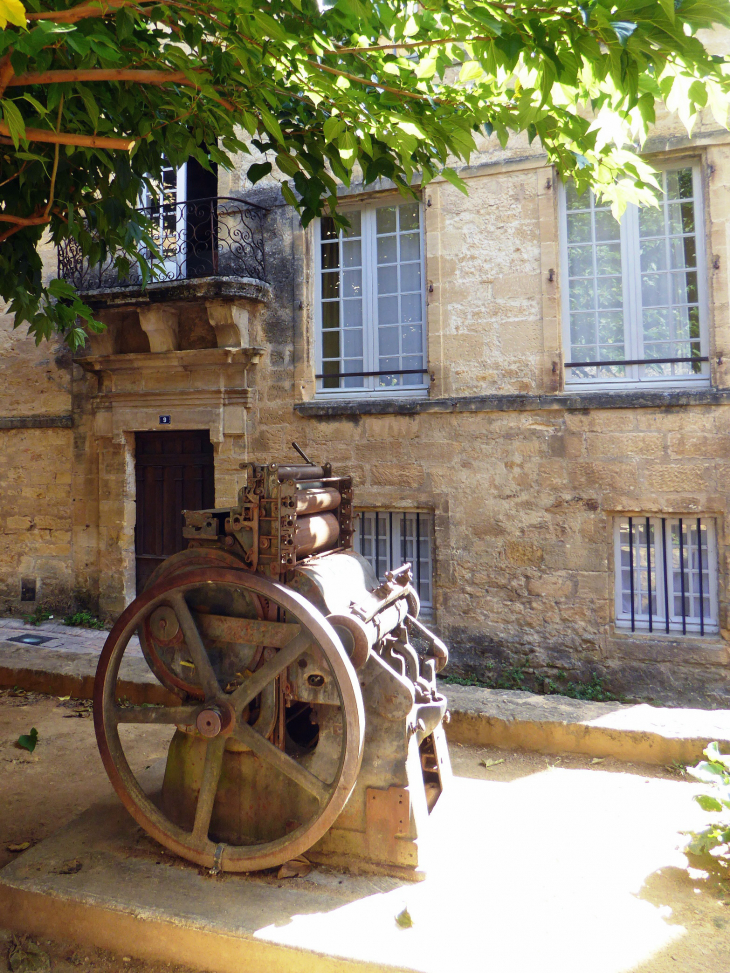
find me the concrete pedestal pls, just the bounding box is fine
[0,768,713,973]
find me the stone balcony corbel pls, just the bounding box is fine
[137,306,180,353]
[206,301,251,349]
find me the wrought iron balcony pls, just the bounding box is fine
[58,197,267,292]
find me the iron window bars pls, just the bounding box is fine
[58,197,267,292]
[615,516,717,635]
[354,511,432,608]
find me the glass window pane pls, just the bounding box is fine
[401,293,422,323]
[399,203,420,231]
[568,246,593,277]
[570,313,595,347]
[400,232,420,261]
[569,277,595,311]
[567,211,591,243]
[322,302,339,329]
[377,235,398,264]
[342,300,362,329]
[378,296,399,325]
[322,331,340,358]
[641,273,669,308]
[640,238,667,274]
[343,329,363,358]
[321,217,338,240]
[342,269,362,297]
[321,242,339,270]
[379,326,399,356]
[378,264,398,294]
[639,205,664,237]
[342,239,361,268]
[402,324,422,354]
[343,211,361,237]
[376,207,397,234]
[594,209,620,242]
[322,272,339,300]
[400,262,421,292]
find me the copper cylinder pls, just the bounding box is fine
[294,513,340,557]
[295,488,341,516]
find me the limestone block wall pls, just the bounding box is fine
[0,297,78,614]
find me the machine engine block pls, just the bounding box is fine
[93,450,451,878]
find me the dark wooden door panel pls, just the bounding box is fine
[135,430,214,593]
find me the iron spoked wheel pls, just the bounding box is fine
[93,567,364,872]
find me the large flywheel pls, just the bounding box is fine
[93,565,365,872]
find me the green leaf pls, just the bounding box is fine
[246,161,272,184]
[337,130,357,169]
[459,61,484,83]
[695,794,724,813]
[1,98,25,147]
[440,166,469,194]
[16,727,38,753]
[611,21,637,47]
[395,907,413,928]
[323,115,345,145]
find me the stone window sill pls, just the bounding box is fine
[607,630,729,666]
[294,387,730,418]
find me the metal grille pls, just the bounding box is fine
[615,516,717,635]
[354,510,432,607]
[57,197,267,292]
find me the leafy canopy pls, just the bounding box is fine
[1,0,730,346]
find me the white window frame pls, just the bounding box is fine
[353,509,433,609]
[559,162,710,391]
[613,515,719,636]
[141,161,187,279]
[314,197,428,398]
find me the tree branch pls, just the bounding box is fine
[42,97,63,221]
[9,68,188,86]
[303,59,447,104]
[0,122,135,149]
[0,52,14,99]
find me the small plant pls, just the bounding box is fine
[63,610,105,630]
[686,742,730,856]
[440,673,491,688]
[22,604,53,626]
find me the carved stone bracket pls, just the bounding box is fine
[206,301,250,349]
[138,306,180,353]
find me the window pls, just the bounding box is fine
[561,166,709,389]
[614,516,718,635]
[141,162,187,278]
[354,510,433,608]
[315,200,427,395]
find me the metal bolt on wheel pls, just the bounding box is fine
[93,567,364,872]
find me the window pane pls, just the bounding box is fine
[378,265,398,294]
[400,232,420,261]
[401,293,422,323]
[377,236,398,264]
[400,262,421,292]
[400,203,420,230]
[376,207,397,234]
[638,169,703,380]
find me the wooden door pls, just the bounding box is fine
[134,430,215,593]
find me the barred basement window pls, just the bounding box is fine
[353,511,433,608]
[614,516,718,635]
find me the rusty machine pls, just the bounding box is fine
[93,448,450,878]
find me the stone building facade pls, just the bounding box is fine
[3,64,730,706]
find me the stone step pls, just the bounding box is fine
[3,637,729,765]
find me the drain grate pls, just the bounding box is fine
[7,634,55,646]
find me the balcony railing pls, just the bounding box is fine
[58,196,267,292]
